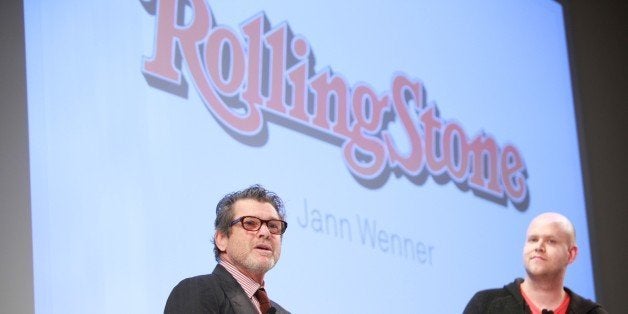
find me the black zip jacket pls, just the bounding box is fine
[463,278,607,314]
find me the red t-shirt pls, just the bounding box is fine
[521,286,571,314]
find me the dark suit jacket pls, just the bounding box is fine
[164,264,290,314]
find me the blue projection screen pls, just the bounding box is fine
[25,0,594,313]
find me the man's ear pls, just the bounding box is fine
[215,231,228,252]
[567,245,578,264]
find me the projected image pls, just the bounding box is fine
[25,0,595,313]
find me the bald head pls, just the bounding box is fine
[522,212,579,285]
[527,212,576,246]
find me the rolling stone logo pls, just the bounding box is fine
[140,0,529,210]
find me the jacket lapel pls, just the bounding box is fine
[213,264,259,314]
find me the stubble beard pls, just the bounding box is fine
[233,249,278,276]
[245,254,276,273]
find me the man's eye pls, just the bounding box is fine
[244,220,258,227]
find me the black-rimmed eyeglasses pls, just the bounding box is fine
[229,216,288,235]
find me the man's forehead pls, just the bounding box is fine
[527,229,564,238]
[526,220,570,239]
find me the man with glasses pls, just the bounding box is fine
[165,184,290,314]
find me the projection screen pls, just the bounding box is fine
[24,0,595,312]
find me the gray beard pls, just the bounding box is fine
[241,254,276,275]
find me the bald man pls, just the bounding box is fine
[463,212,607,314]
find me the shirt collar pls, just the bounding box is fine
[220,260,264,299]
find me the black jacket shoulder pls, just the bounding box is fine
[463,279,527,314]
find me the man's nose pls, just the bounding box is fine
[534,241,545,252]
[257,222,272,237]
